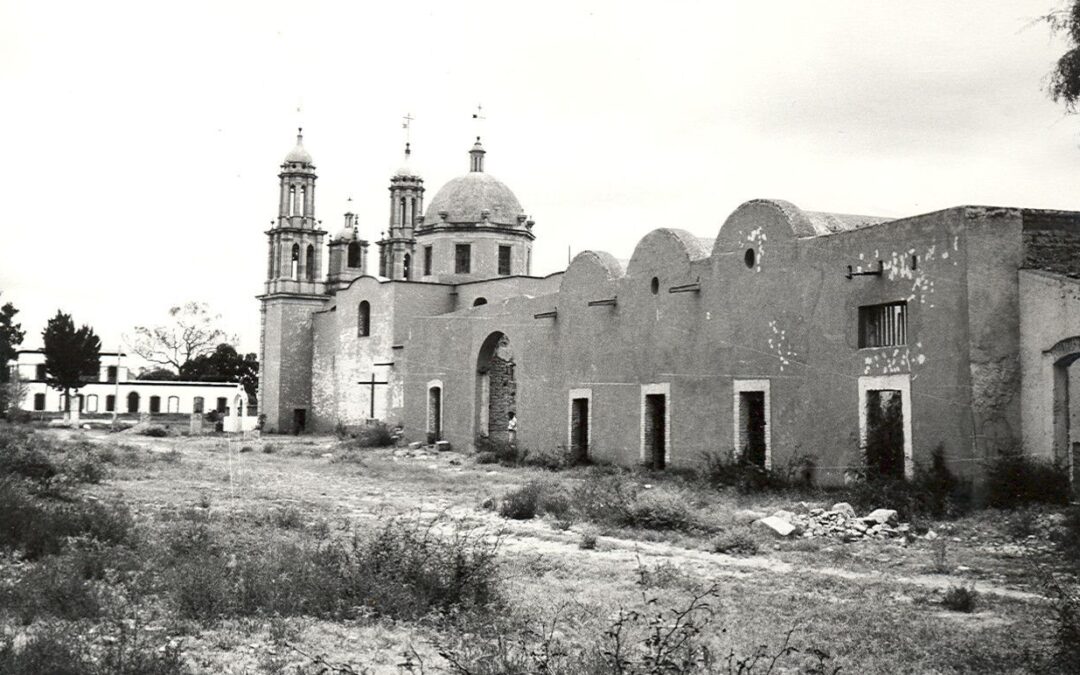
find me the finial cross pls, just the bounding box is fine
[472,104,486,137]
[402,113,414,143]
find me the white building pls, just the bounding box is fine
[8,350,255,430]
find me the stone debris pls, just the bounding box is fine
[754,503,917,542]
[752,516,799,537]
[435,440,452,452]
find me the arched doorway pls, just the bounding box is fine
[1049,336,1080,486]
[127,392,140,413]
[476,332,515,443]
[427,381,443,443]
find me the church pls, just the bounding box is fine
[259,130,1080,488]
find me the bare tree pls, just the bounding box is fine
[1044,2,1080,111]
[131,302,235,372]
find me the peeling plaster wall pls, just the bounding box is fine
[393,202,1046,485]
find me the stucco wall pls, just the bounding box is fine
[396,200,1032,484]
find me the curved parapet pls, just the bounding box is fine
[559,250,624,296]
[627,228,712,287]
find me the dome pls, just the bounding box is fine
[335,227,355,242]
[424,172,525,226]
[284,129,313,165]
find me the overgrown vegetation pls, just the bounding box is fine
[498,475,717,534]
[985,452,1071,509]
[941,584,979,613]
[843,446,971,521]
[337,421,395,448]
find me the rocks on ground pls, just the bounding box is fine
[753,502,914,541]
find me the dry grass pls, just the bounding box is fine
[0,425,1075,673]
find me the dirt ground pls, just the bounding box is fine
[36,429,1079,674]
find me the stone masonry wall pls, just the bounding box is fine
[1023,210,1080,278]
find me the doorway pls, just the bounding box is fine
[571,396,589,462]
[476,332,515,442]
[293,408,306,435]
[739,391,767,467]
[865,389,905,478]
[428,384,443,442]
[644,393,667,470]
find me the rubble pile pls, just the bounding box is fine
[752,502,915,541]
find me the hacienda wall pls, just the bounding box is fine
[399,201,1055,485]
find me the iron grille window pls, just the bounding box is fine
[498,245,512,276]
[455,244,471,274]
[859,301,907,348]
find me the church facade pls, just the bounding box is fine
[259,131,1080,487]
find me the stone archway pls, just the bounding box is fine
[476,331,515,443]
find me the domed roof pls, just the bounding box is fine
[335,227,355,242]
[284,129,313,165]
[424,172,524,226]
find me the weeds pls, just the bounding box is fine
[941,584,978,613]
[843,446,971,521]
[1046,580,1080,671]
[986,452,1071,508]
[929,539,951,573]
[711,530,759,556]
[580,531,598,550]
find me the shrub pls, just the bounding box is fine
[843,446,971,521]
[698,449,788,493]
[498,482,542,520]
[986,453,1071,508]
[475,435,519,465]
[2,554,102,623]
[941,584,978,613]
[579,532,598,550]
[522,445,584,471]
[349,422,394,448]
[474,451,498,465]
[261,443,277,454]
[621,489,707,533]
[0,479,134,559]
[140,426,169,438]
[1058,506,1080,557]
[711,530,759,555]
[0,426,58,484]
[0,626,90,675]
[1047,581,1080,671]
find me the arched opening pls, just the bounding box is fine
[473,297,488,307]
[193,396,204,414]
[149,395,161,414]
[127,392,140,413]
[347,242,360,268]
[1049,338,1080,486]
[167,396,180,413]
[291,244,300,280]
[357,301,371,337]
[403,253,412,280]
[305,245,315,281]
[476,331,515,444]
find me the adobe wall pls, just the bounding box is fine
[399,200,1031,485]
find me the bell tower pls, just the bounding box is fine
[377,118,424,280]
[257,129,330,433]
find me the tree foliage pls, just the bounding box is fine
[179,343,259,399]
[131,302,233,371]
[0,295,25,385]
[1045,2,1080,111]
[42,311,101,407]
[135,367,178,381]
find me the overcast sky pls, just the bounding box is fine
[1,0,1076,359]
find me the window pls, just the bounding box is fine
[347,242,360,268]
[167,396,180,413]
[473,297,488,307]
[455,244,471,274]
[423,246,433,276]
[859,301,907,348]
[35,364,46,380]
[107,365,117,383]
[305,245,315,281]
[127,392,140,413]
[291,244,300,280]
[86,395,98,413]
[106,395,115,412]
[498,245,512,276]
[357,301,371,337]
[149,396,161,414]
[403,253,412,280]
[33,393,45,411]
[193,396,204,414]
[216,397,227,413]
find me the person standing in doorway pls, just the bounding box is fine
[507,411,518,447]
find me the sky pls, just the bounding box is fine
[1,0,1077,361]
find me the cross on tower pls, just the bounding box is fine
[472,104,485,136]
[402,113,414,144]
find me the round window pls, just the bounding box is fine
[744,248,756,268]
[650,277,659,294]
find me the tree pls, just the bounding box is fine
[131,302,233,372]
[1045,3,1080,111]
[4,373,29,419]
[42,311,101,420]
[136,367,178,381]
[0,294,25,384]
[179,343,259,399]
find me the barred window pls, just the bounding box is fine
[859,302,907,348]
[498,245,512,276]
[455,244,471,274]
